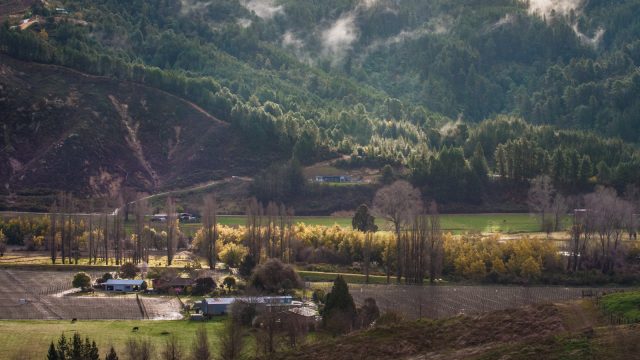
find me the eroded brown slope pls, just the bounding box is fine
[0,55,281,202]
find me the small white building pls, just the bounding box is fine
[105,279,146,292]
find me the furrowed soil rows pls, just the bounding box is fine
[0,269,181,320]
[315,284,628,320]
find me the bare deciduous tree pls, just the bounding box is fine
[255,312,279,356]
[126,337,153,360]
[551,194,568,232]
[246,198,261,261]
[427,202,443,284]
[192,326,212,360]
[49,202,57,264]
[202,195,219,270]
[528,175,554,230]
[161,334,183,360]
[166,197,177,266]
[134,196,149,264]
[373,180,423,282]
[363,232,372,284]
[219,309,245,360]
[584,187,635,273]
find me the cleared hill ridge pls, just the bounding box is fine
[0,55,281,203]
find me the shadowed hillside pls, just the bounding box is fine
[0,54,282,204]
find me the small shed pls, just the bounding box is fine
[286,306,321,330]
[105,279,146,292]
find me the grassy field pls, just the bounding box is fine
[0,318,228,359]
[3,212,550,234]
[297,270,391,284]
[130,213,549,235]
[439,213,547,233]
[599,291,640,322]
[0,252,199,267]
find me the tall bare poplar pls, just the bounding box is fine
[88,201,94,265]
[528,175,554,231]
[166,197,177,266]
[192,326,212,360]
[49,203,57,264]
[427,202,443,284]
[102,210,110,265]
[202,194,219,269]
[246,198,260,261]
[134,196,149,264]
[363,232,372,283]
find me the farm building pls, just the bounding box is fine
[314,175,353,183]
[200,298,235,316]
[151,214,167,222]
[199,296,294,316]
[285,306,321,329]
[104,279,146,292]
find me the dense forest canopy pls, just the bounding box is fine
[1,0,640,205]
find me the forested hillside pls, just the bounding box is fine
[1,0,640,209]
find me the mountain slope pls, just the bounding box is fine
[0,54,282,200]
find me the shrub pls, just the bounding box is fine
[375,310,405,326]
[249,258,302,294]
[222,276,236,290]
[72,272,91,290]
[119,262,139,279]
[97,272,113,284]
[219,243,248,267]
[312,289,326,303]
[239,254,256,278]
[357,297,380,328]
[193,277,216,295]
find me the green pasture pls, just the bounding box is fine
[2,211,551,235]
[599,291,640,322]
[136,213,547,234]
[0,318,228,360]
[297,270,391,284]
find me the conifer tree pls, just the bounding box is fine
[322,276,356,334]
[47,342,58,360]
[105,347,118,360]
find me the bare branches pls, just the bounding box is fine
[202,194,218,270]
[373,180,423,282]
[133,195,149,264]
[527,175,554,231]
[166,197,177,266]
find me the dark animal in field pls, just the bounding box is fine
[132,327,139,332]
[71,318,77,323]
